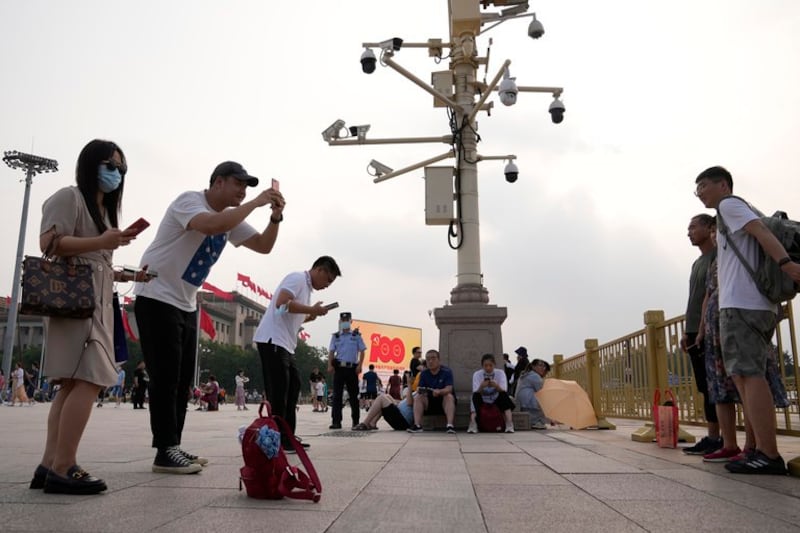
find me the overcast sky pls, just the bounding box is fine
[2,1,799,364]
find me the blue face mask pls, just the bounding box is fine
[98,165,122,193]
[340,321,351,331]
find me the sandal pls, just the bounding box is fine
[352,423,372,431]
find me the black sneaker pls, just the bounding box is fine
[446,425,456,434]
[682,436,722,455]
[178,448,208,466]
[152,446,203,474]
[407,424,423,433]
[329,423,342,430]
[725,450,788,475]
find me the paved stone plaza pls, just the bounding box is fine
[2,403,800,532]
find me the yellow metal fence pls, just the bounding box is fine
[554,303,800,436]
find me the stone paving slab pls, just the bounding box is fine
[2,404,800,532]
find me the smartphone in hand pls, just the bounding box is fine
[324,302,339,310]
[125,217,150,236]
[271,178,280,191]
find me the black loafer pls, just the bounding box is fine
[29,464,51,489]
[43,465,107,495]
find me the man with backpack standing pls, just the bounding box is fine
[694,166,800,474]
[679,214,723,457]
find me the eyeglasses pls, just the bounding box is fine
[694,180,713,196]
[103,161,127,175]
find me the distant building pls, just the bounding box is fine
[0,290,266,354]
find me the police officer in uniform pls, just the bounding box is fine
[327,312,366,429]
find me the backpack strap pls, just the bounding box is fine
[716,196,760,286]
[271,414,322,500]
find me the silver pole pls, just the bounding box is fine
[1,165,34,381]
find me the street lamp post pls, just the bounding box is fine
[2,151,58,381]
[323,1,565,420]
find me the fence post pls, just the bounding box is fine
[552,354,563,379]
[585,339,615,430]
[644,310,669,394]
[632,309,695,443]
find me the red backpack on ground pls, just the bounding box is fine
[477,403,506,432]
[239,401,322,502]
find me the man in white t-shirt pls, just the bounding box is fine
[134,161,284,474]
[253,256,340,451]
[695,166,800,475]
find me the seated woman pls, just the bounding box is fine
[198,376,220,411]
[515,359,550,429]
[467,353,515,433]
[352,383,414,431]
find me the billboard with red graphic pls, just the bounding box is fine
[351,319,422,381]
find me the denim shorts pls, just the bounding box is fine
[719,308,777,377]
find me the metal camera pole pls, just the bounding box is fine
[2,151,58,381]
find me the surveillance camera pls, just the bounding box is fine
[378,37,403,52]
[528,17,545,39]
[360,48,376,74]
[504,161,519,183]
[498,76,518,107]
[367,159,394,177]
[348,124,370,141]
[549,98,565,124]
[321,119,346,142]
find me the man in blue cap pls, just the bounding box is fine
[327,312,365,430]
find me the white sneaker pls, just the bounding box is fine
[467,420,478,434]
[505,425,515,433]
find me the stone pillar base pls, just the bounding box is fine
[433,301,507,428]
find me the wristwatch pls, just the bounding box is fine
[778,257,792,267]
[270,213,283,224]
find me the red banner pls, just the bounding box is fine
[202,281,233,301]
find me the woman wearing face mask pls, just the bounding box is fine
[29,139,145,495]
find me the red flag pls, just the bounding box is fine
[122,310,138,342]
[201,281,233,301]
[256,285,272,300]
[237,272,257,291]
[199,307,216,340]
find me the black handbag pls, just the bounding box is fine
[19,234,95,319]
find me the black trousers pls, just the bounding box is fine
[134,296,197,450]
[257,341,300,439]
[472,391,515,425]
[686,332,718,424]
[332,365,360,426]
[132,386,146,408]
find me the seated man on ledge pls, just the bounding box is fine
[407,349,456,434]
[353,375,414,431]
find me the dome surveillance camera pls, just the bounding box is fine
[360,48,376,74]
[498,77,518,107]
[549,98,565,124]
[504,161,519,183]
[528,17,545,39]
